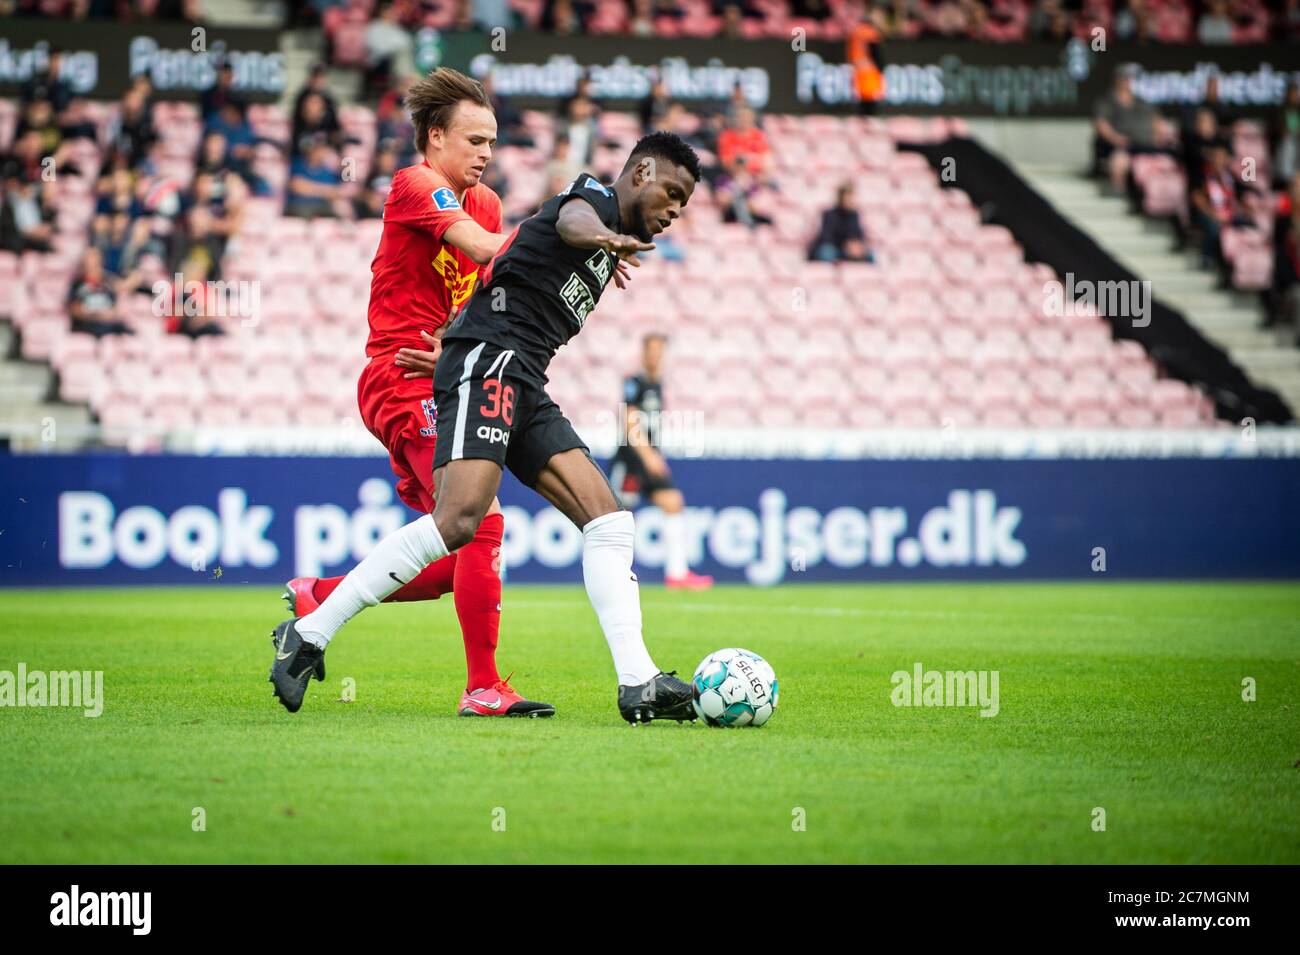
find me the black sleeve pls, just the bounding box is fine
[557,172,621,231]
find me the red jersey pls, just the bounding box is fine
[365,160,503,357]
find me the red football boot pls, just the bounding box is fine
[458,675,555,718]
[665,570,714,591]
[282,577,321,615]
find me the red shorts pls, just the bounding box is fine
[357,357,439,513]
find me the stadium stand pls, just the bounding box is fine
[1,93,1235,451]
[306,0,1293,51]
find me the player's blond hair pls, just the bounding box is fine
[407,67,493,154]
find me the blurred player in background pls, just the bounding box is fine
[270,132,703,724]
[609,333,713,590]
[272,68,553,718]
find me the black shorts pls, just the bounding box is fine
[609,445,676,501]
[432,338,590,489]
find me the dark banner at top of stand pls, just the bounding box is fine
[0,19,286,101]
[436,33,1299,118]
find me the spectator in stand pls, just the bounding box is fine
[205,99,257,168]
[928,0,971,36]
[96,208,137,276]
[286,135,352,219]
[1113,0,1158,42]
[20,48,97,143]
[21,49,72,115]
[5,128,59,186]
[628,0,656,36]
[179,169,247,273]
[847,10,885,115]
[886,0,924,38]
[717,105,771,182]
[196,130,230,181]
[480,155,510,214]
[541,0,591,34]
[1194,74,1235,131]
[471,0,512,28]
[482,72,532,148]
[92,166,142,269]
[95,166,141,227]
[107,78,157,169]
[1182,107,1222,195]
[653,101,719,187]
[790,0,831,19]
[1280,0,1300,41]
[1093,68,1174,195]
[720,2,746,38]
[365,3,415,93]
[67,247,134,338]
[1190,140,1255,274]
[199,61,241,125]
[375,74,419,167]
[544,137,582,198]
[117,216,167,281]
[558,86,600,169]
[1029,0,1074,40]
[356,143,398,219]
[640,73,671,134]
[15,99,71,169]
[199,101,270,195]
[1266,173,1300,337]
[1269,80,1300,189]
[716,106,773,227]
[292,90,344,158]
[1197,0,1235,43]
[808,183,872,263]
[292,63,343,157]
[0,167,56,254]
[166,255,226,339]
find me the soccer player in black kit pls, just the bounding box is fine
[268,132,702,724]
[610,333,714,590]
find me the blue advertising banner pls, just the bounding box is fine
[0,454,1296,585]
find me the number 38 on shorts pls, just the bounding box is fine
[432,338,593,489]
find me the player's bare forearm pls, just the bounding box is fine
[444,220,505,265]
[555,200,617,249]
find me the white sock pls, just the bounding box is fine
[663,509,689,578]
[582,510,659,686]
[296,513,448,648]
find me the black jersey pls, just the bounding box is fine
[623,373,664,446]
[443,171,622,381]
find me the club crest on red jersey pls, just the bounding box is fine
[420,398,438,436]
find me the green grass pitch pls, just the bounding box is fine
[1,582,1297,864]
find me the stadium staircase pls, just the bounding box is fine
[1017,165,1300,419]
[200,0,285,28]
[0,320,94,452]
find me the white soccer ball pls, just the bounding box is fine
[691,648,779,727]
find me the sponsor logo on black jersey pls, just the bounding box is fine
[585,249,613,286]
[559,273,596,328]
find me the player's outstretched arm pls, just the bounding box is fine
[443,219,506,265]
[556,200,654,260]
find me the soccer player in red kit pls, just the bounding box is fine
[274,68,553,718]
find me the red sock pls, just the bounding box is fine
[312,554,457,604]
[455,511,503,692]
